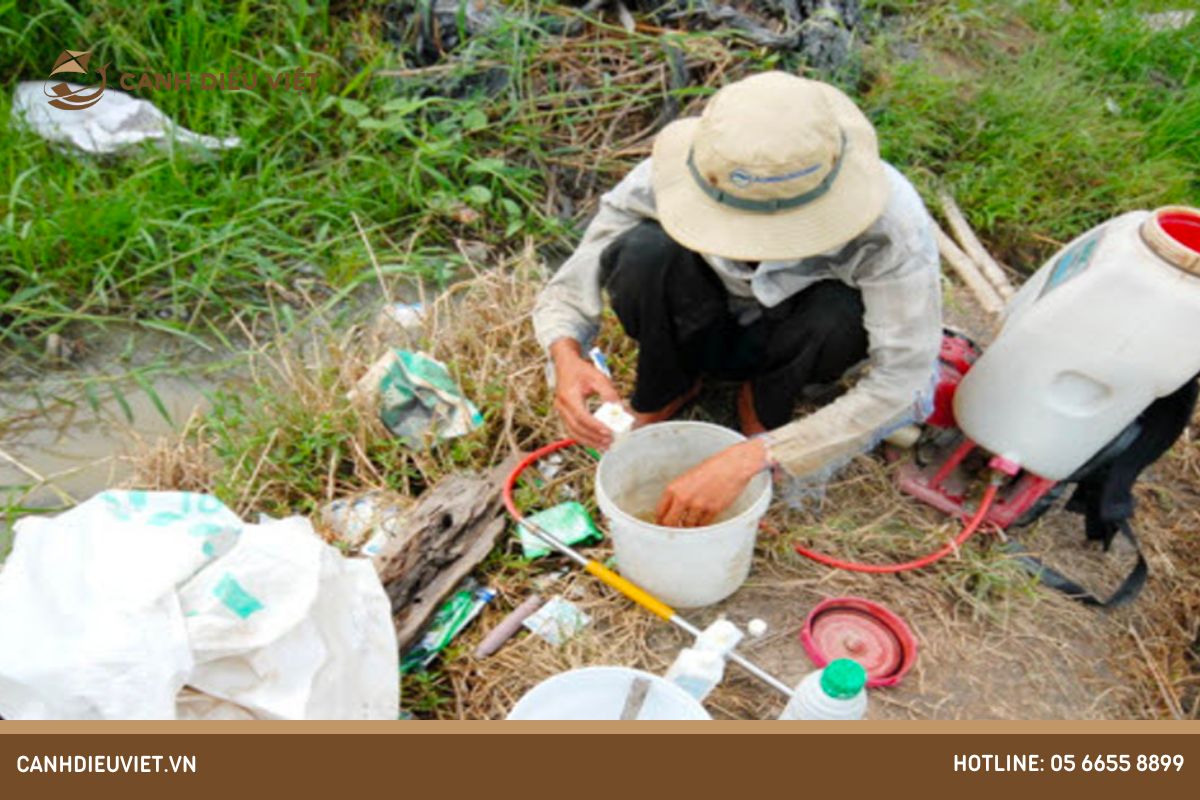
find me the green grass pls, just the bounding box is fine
[0,0,579,356]
[2,0,1198,513]
[863,0,1198,265]
[1,0,1193,363]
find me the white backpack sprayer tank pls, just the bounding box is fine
[954,206,1200,480]
[868,207,1200,581]
[789,207,1200,603]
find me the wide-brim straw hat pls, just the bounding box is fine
[652,71,889,262]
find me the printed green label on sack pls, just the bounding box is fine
[213,573,264,619]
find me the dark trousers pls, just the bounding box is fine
[598,220,869,428]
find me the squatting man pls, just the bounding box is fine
[533,71,943,527]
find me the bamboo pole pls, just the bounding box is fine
[935,224,1006,317]
[938,191,1017,301]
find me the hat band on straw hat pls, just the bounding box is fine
[685,130,848,214]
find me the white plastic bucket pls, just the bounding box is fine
[595,421,772,608]
[507,667,711,720]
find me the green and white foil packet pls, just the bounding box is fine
[400,585,495,673]
[516,501,603,559]
[378,349,483,445]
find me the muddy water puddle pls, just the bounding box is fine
[0,325,246,541]
[0,284,429,562]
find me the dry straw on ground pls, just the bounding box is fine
[129,250,1199,720]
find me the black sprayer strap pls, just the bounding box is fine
[1011,376,1197,609]
[1005,520,1147,609]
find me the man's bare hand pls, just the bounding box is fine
[655,439,769,527]
[550,339,621,449]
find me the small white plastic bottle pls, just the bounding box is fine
[778,658,868,720]
[665,619,744,702]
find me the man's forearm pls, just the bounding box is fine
[767,382,924,477]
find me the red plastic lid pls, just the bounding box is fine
[800,597,917,688]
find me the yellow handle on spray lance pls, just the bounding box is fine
[583,558,792,697]
[584,560,675,621]
[504,441,794,698]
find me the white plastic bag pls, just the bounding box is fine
[12,82,240,156]
[0,490,398,720]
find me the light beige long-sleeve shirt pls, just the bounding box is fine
[533,158,944,477]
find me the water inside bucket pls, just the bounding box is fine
[618,470,747,528]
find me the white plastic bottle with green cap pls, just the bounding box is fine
[778,658,868,720]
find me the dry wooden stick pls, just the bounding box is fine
[935,224,1006,317]
[938,191,1017,301]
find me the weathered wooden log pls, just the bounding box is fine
[373,454,521,652]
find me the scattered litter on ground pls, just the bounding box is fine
[12,83,241,156]
[1140,10,1196,33]
[127,259,1200,720]
[800,596,917,688]
[0,490,398,720]
[383,0,502,67]
[665,619,744,700]
[516,501,603,559]
[321,490,412,557]
[779,658,869,720]
[651,0,863,70]
[536,452,565,482]
[523,595,591,646]
[401,583,497,673]
[351,349,483,444]
[531,568,570,592]
[377,302,427,341]
[473,594,545,658]
[382,0,864,79]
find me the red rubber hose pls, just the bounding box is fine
[793,483,1000,574]
[503,438,578,521]
[506,438,999,575]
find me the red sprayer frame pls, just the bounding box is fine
[893,332,1058,530]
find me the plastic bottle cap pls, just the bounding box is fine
[820,658,867,699]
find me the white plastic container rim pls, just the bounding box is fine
[506,666,712,720]
[596,421,772,541]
